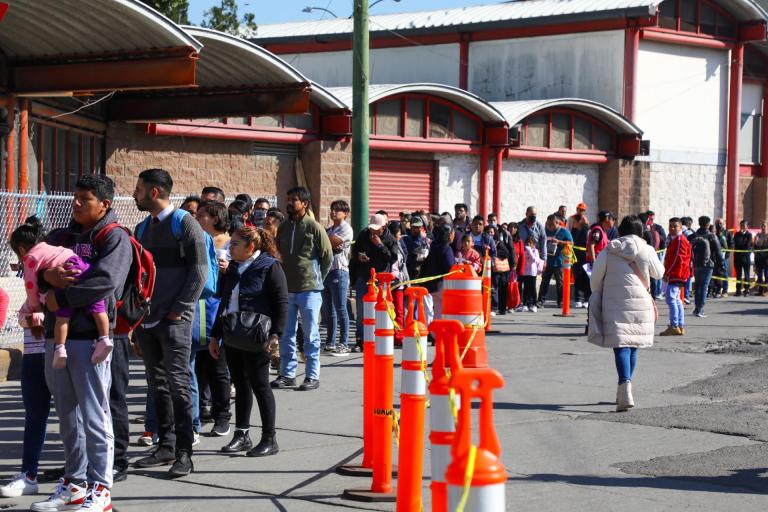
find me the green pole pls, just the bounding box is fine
[351,0,369,233]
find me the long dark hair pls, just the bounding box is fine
[10,216,46,255]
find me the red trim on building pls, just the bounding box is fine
[479,146,489,219]
[623,26,640,122]
[368,139,481,154]
[739,164,760,176]
[148,123,318,144]
[641,28,734,49]
[506,148,610,164]
[726,43,744,228]
[492,147,503,217]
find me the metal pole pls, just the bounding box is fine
[351,0,370,232]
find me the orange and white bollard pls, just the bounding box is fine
[344,272,397,502]
[395,287,430,512]
[442,263,488,368]
[445,368,507,511]
[428,319,465,512]
[556,243,573,317]
[337,269,377,477]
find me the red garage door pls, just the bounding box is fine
[369,158,436,217]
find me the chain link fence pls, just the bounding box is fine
[0,191,186,347]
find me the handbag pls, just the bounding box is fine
[506,277,521,309]
[222,311,272,353]
[493,257,510,272]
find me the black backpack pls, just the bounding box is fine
[691,234,712,267]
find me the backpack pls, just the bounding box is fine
[94,224,156,334]
[136,208,219,299]
[691,234,712,268]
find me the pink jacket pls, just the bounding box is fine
[522,246,544,277]
[19,242,77,327]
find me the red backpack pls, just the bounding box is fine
[94,223,156,334]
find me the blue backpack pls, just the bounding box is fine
[136,208,219,299]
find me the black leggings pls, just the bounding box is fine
[225,345,276,435]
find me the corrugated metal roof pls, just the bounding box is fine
[310,82,349,111]
[0,0,201,59]
[492,98,642,135]
[183,27,307,89]
[253,0,659,42]
[325,83,507,123]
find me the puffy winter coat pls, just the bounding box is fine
[588,235,664,348]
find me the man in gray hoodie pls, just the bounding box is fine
[132,169,209,478]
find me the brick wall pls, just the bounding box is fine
[105,123,295,204]
[647,161,724,224]
[600,159,650,219]
[752,177,768,226]
[300,140,352,222]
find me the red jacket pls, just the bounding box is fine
[663,235,691,284]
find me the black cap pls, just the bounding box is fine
[598,210,614,221]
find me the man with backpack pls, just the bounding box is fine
[132,169,209,477]
[33,175,132,512]
[586,210,615,265]
[688,216,722,318]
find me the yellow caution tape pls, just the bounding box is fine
[393,410,401,448]
[455,444,478,512]
[460,324,480,362]
[414,322,431,388]
[710,275,768,288]
[393,267,467,290]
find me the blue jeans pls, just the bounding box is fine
[665,282,685,327]
[324,269,350,348]
[694,267,714,314]
[613,347,638,384]
[145,347,201,433]
[21,353,51,477]
[281,290,323,380]
[684,277,693,300]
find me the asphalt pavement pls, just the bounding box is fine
[0,293,766,511]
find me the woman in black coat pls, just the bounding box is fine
[209,226,288,457]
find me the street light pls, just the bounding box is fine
[302,6,339,18]
[369,0,400,9]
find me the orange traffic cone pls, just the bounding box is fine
[396,287,430,512]
[337,268,377,477]
[428,319,465,512]
[442,263,488,368]
[344,273,397,502]
[445,368,507,510]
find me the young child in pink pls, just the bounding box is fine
[521,236,545,313]
[11,218,112,368]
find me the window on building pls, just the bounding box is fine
[745,50,768,77]
[376,100,401,136]
[454,111,480,141]
[32,122,104,192]
[740,113,762,164]
[656,0,738,39]
[521,111,616,153]
[369,96,482,142]
[429,102,452,139]
[406,99,424,137]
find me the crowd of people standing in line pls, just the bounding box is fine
[1,166,767,511]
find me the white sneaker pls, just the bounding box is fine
[530,305,538,313]
[79,484,111,512]
[30,479,86,511]
[0,472,38,497]
[514,305,526,313]
[137,432,156,447]
[581,302,589,309]
[616,381,635,412]
[192,432,200,447]
[490,311,497,317]
[574,301,583,308]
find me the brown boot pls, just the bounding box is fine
[659,326,679,336]
[675,326,685,335]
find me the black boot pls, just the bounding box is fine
[221,430,253,453]
[246,433,279,457]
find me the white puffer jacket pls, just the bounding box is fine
[588,235,664,348]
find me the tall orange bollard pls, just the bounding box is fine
[344,273,397,502]
[443,263,488,368]
[428,319,465,512]
[395,287,429,512]
[556,243,573,317]
[337,269,377,477]
[445,368,507,511]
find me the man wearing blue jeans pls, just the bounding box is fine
[322,200,354,356]
[689,216,722,318]
[272,187,333,391]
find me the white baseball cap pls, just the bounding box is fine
[368,213,387,230]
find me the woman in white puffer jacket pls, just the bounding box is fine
[588,215,664,411]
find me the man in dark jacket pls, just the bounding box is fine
[402,215,430,281]
[421,224,455,324]
[350,214,398,347]
[35,175,132,509]
[688,216,722,318]
[733,219,753,296]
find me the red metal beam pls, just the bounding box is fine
[507,148,610,164]
[640,28,734,49]
[0,3,8,22]
[740,21,767,42]
[12,53,198,95]
[617,136,641,158]
[623,26,640,122]
[369,138,481,154]
[18,99,28,192]
[149,123,318,144]
[492,147,503,217]
[321,111,352,137]
[459,33,470,90]
[726,43,744,229]
[5,96,15,190]
[109,86,311,121]
[479,146,489,219]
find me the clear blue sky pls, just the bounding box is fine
[188,0,504,25]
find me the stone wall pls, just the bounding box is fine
[300,140,352,222]
[647,162,725,223]
[105,123,295,204]
[599,159,650,219]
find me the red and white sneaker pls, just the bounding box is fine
[79,484,112,511]
[30,478,86,511]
